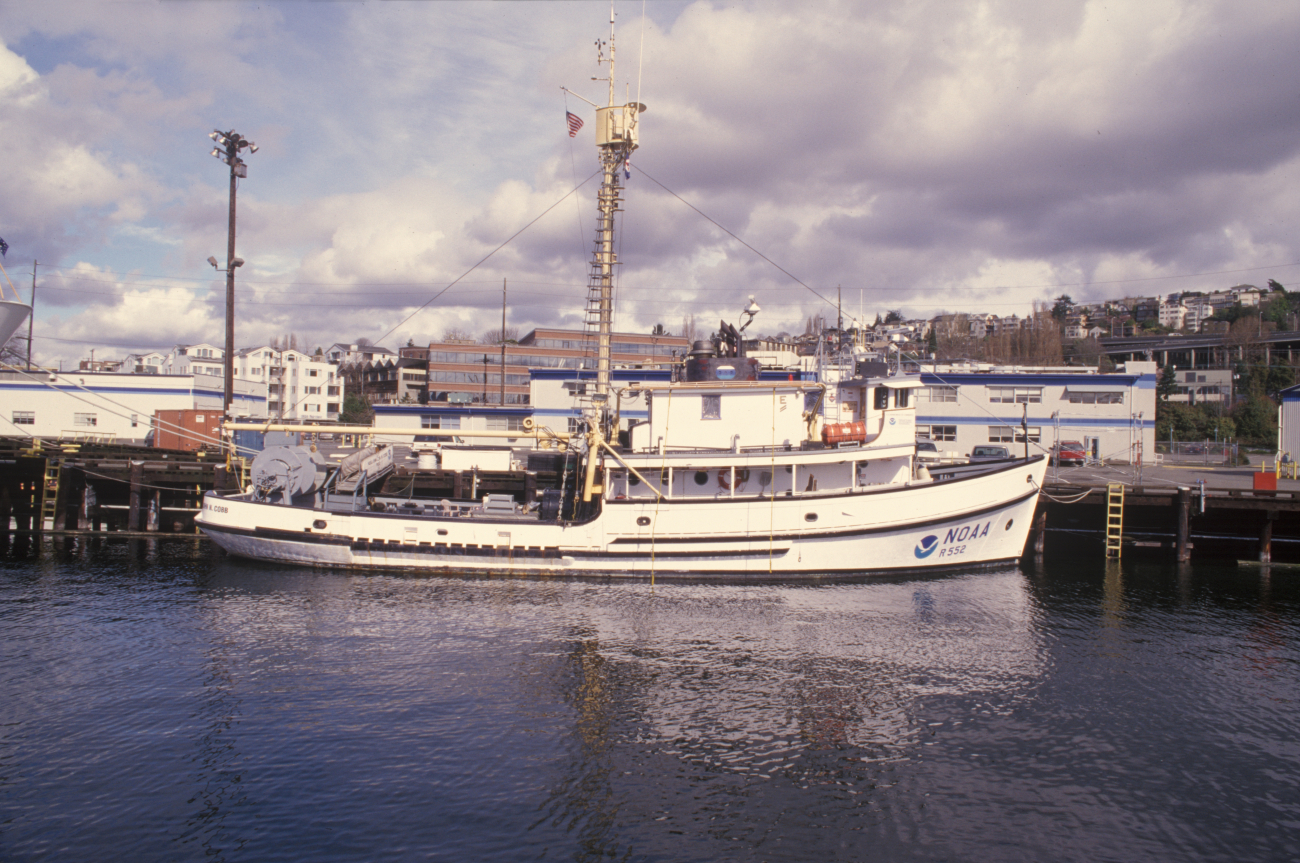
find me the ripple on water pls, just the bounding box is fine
[0,538,1298,862]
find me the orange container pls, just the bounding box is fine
[153,409,223,452]
[1253,471,1277,491]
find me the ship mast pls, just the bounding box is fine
[583,9,644,422]
[579,8,645,501]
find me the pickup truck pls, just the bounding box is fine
[969,445,1011,462]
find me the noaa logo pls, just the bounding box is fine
[889,417,896,425]
[914,535,939,559]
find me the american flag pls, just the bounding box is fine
[566,111,584,138]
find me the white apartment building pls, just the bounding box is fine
[235,346,343,421]
[162,343,224,377]
[1158,301,1187,330]
[1184,300,1214,332]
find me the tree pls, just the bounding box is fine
[884,309,904,325]
[1232,395,1278,446]
[1051,295,1074,321]
[680,314,697,346]
[355,336,373,347]
[480,326,519,345]
[1157,365,1178,401]
[1269,279,1287,293]
[441,327,473,342]
[339,393,374,425]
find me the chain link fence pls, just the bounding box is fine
[1154,441,1240,466]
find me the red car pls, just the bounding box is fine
[1053,440,1086,466]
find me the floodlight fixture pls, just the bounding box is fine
[232,257,244,268]
[207,256,219,269]
[738,295,762,333]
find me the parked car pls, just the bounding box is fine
[1053,440,1086,466]
[968,445,1012,462]
[915,439,943,464]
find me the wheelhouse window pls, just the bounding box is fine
[12,411,34,425]
[701,395,721,420]
[893,388,910,408]
[873,387,889,410]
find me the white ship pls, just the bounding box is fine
[195,21,1047,579]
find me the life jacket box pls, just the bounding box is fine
[1254,471,1278,491]
[821,421,867,445]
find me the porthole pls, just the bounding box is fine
[1005,519,1014,531]
[312,519,327,529]
[805,513,818,522]
[437,529,449,536]
[693,470,709,486]
[637,516,651,526]
[629,473,641,486]
[660,469,670,484]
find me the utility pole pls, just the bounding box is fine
[500,278,507,406]
[26,261,35,369]
[207,129,257,416]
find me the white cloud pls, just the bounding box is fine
[9,0,1300,368]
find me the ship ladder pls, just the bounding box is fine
[40,458,61,529]
[236,456,252,493]
[1105,481,1124,559]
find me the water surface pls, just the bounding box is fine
[1,536,1297,861]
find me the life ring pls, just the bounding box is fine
[717,468,751,490]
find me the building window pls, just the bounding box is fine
[921,386,958,403]
[1065,391,1124,404]
[421,414,461,430]
[485,416,525,432]
[990,425,1040,443]
[567,417,582,433]
[12,411,34,425]
[989,386,1042,403]
[918,424,956,441]
[74,413,97,427]
[702,394,721,420]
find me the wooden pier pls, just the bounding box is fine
[0,438,232,537]
[1032,482,1300,563]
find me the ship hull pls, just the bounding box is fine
[0,300,31,346]
[196,456,1048,579]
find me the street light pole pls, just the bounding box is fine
[208,129,257,417]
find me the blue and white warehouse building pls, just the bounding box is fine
[908,362,1158,464]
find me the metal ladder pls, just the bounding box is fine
[1105,481,1124,558]
[40,458,61,528]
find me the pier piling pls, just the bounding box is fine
[1176,487,1191,562]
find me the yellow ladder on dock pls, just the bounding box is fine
[1105,482,1124,558]
[40,458,61,527]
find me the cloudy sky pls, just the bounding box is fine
[3,0,1300,367]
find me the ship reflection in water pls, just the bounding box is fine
[1,536,1297,862]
